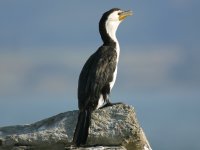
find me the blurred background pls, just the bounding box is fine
[0,0,200,149]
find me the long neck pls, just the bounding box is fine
[99,20,120,64]
[99,20,120,46]
[105,21,119,43]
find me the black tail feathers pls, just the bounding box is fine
[73,109,91,146]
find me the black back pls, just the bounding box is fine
[78,45,117,110]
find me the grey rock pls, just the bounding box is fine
[0,104,152,150]
[66,146,126,150]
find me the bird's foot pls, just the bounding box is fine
[99,102,124,109]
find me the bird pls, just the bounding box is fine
[73,8,132,146]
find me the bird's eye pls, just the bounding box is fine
[118,12,121,16]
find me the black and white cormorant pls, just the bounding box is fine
[73,8,132,146]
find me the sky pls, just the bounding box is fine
[0,0,200,150]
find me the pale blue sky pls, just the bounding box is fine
[0,1,200,149]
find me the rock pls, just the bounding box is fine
[0,104,152,150]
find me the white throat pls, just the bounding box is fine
[105,20,120,43]
[105,20,120,62]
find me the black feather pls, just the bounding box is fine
[78,45,117,111]
[73,110,91,146]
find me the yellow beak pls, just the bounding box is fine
[119,10,133,21]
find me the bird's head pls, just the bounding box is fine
[106,8,133,22]
[99,8,133,44]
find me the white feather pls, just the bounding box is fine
[97,94,105,109]
[105,11,121,90]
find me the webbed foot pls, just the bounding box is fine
[99,102,124,109]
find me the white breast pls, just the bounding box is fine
[96,16,121,109]
[105,19,120,93]
[109,42,120,90]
